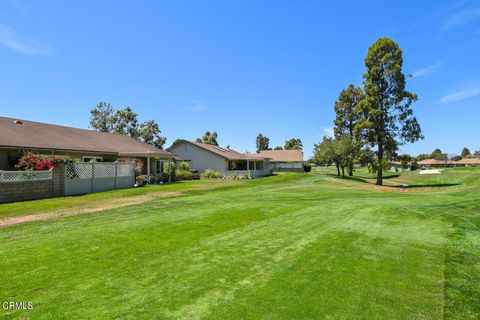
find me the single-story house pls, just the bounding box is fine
[455,158,480,167]
[168,140,272,178]
[417,159,453,168]
[257,150,304,172]
[0,116,173,175]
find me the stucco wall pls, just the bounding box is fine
[169,142,227,173]
[0,166,64,204]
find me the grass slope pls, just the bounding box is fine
[0,169,479,319]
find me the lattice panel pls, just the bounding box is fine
[116,164,133,177]
[1,170,52,183]
[93,163,116,178]
[65,163,93,180]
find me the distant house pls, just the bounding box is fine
[455,158,480,167]
[257,150,304,172]
[417,159,452,168]
[168,140,272,178]
[0,116,173,175]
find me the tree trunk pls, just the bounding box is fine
[336,164,340,176]
[376,144,383,186]
[341,166,345,177]
[348,162,354,176]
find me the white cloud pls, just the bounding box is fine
[437,84,480,103]
[412,63,442,79]
[322,127,334,138]
[0,25,57,56]
[187,99,205,112]
[439,3,480,31]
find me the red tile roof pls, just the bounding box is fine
[456,158,480,165]
[258,150,304,162]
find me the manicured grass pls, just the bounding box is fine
[0,179,242,219]
[1,169,479,319]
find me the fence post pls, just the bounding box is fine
[91,163,95,193]
[114,163,118,189]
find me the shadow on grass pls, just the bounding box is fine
[392,183,460,189]
[325,174,369,184]
[325,173,460,189]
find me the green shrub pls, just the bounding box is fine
[303,163,312,172]
[201,169,223,179]
[410,161,419,171]
[162,161,176,182]
[176,170,193,181]
[175,170,200,181]
[179,162,190,171]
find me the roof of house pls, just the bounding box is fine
[258,150,304,162]
[169,140,270,161]
[456,157,480,165]
[417,158,454,165]
[0,116,172,157]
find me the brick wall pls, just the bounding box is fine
[0,165,65,204]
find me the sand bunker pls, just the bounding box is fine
[419,169,442,174]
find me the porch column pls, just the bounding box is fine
[147,156,151,176]
[247,160,250,179]
[168,158,172,183]
[254,161,256,171]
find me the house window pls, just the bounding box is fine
[156,160,162,174]
[82,156,103,163]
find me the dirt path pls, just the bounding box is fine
[0,191,183,228]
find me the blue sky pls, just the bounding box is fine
[1,0,479,158]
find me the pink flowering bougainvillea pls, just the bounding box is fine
[16,154,61,171]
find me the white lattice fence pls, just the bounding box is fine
[65,163,93,180]
[94,163,116,178]
[64,162,134,195]
[0,170,53,183]
[117,163,134,177]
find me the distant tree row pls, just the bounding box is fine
[90,102,167,149]
[255,134,303,153]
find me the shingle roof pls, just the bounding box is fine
[169,140,269,161]
[258,150,304,162]
[417,159,448,165]
[0,116,172,157]
[456,158,480,165]
[417,159,454,165]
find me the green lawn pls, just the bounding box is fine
[1,169,479,319]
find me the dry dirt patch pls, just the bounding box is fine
[0,191,183,228]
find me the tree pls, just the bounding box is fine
[431,148,447,161]
[90,102,114,132]
[171,139,182,147]
[450,155,462,161]
[475,150,480,157]
[357,148,375,167]
[313,137,337,174]
[461,147,471,158]
[397,154,412,171]
[284,138,303,150]
[313,136,355,177]
[138,120,167,149]
[356,38,423,185]
[333,84,365,176]
[415,153,430,161]
[274,146,283,150]
[112,107,139,137]
[196,131,218,146]
[256,134,270,153]
[334,84,365,138]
